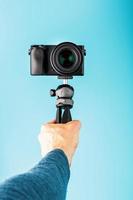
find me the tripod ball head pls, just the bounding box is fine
[50,84,74,123]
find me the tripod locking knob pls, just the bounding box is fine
[50,89,56,97]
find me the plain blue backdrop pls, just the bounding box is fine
[0,0,132,199]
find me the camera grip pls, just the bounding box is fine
[30,47,45,75]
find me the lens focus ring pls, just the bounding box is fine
[50,42,82,75]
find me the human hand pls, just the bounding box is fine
[38,120,81,166]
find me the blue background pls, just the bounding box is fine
[0,0,132,199]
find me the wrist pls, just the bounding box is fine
[53,147,72,166]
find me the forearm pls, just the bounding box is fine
[0,149,70,200]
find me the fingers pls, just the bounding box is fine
[44,119,81,128]
[41,120,81,133]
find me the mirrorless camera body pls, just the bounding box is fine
[29,42,86,78]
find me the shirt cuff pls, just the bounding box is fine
[38,149,70,184]
[46,149,70,179]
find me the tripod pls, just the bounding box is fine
[50,80,74,123]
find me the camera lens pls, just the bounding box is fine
[58,49,76,68]
[50,42,82,75]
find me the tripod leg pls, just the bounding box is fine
[56,107,62,123]
[62,107,72,123]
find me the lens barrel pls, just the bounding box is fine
[50,42,82,75]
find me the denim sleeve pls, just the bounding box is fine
[0,149,70,200]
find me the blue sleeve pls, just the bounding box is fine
[0,149,70,200]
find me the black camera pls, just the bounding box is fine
[29,42,86,78]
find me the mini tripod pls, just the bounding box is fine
[50,80,74,123]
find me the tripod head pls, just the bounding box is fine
[50,80,74,123]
